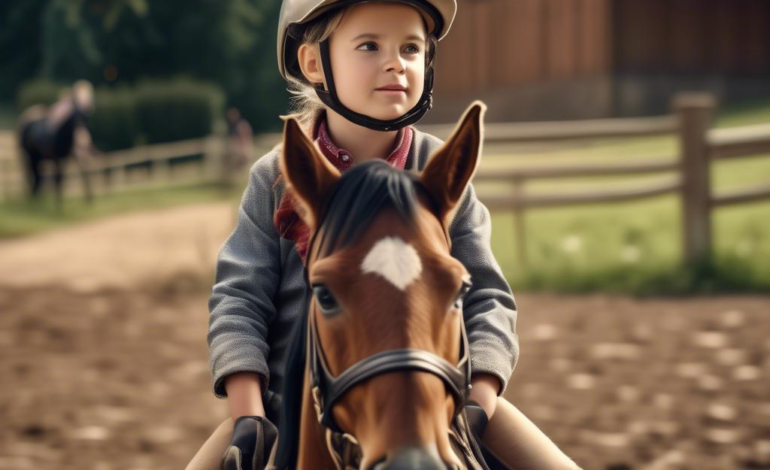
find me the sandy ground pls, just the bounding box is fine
[1,203,769,470]
[0,202,236,292]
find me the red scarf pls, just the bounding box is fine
[274,118,413,263]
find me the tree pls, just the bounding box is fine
[0,0,50,102]
[40,0,289,131]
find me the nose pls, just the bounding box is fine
[371,446,452,470]
[383,50,406,74]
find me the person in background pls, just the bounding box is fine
[224,107,254,189]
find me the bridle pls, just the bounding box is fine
[301,183,473,465]
[307,301,472,434]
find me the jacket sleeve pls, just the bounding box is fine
[449,182,519,396]
[208,153,281,398]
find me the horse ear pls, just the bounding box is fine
[420,101,485,225]
[280,117,341,229]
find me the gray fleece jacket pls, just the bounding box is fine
[207,128,519,411]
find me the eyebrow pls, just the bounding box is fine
[351,33,426,43]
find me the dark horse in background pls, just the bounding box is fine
[17,80,97,211]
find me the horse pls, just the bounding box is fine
[271,102,497,470]
[17,81,96,210]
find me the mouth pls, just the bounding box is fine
[376,85,408,93]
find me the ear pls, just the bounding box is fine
[420,101,485,226]
[297,43,326,87]
[280,117,341,229]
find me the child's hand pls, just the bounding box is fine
[221,416,278,470]
[469,374,501,420]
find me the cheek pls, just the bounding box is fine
[409,62,425,98]
[333,57,374,101]
[335,76,369,111]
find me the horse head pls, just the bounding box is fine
[279,101,485,470]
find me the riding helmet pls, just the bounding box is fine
[277,0,457,132]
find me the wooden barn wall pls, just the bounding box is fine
[433,0,612,97]
[612,0,770,75]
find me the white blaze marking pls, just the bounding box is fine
[361,237,422,291]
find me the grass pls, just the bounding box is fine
[0,182,235,239]
[483,97,770,294]
[490,199,770,295]
[716,97,770,127]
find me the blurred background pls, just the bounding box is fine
[1,1,769,469]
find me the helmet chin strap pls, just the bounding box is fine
[313,39,435,132]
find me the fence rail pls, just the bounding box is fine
[468,93,770,264]
[708,123,770,160]
[475,157,679,180]
[0,135,231,200]
[712,181,770,207]
[3,92,770,265]
[88,138,214,171]
[419,115,678,143]
[480,176,683,209]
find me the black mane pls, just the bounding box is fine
[314,159,431,257]
[273,160,436,469]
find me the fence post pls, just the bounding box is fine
[674,93,715,264]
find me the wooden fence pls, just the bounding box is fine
[426,93,770,265]
[0,135,237,201]
[3,93,769,266]
[243,99,770,265]
[0,130,288,201]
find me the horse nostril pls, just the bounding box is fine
[371,446,450,470]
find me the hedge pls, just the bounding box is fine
[16,78,224,151]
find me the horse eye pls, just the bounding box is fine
[313,284,341,315]
[453,279,473,309]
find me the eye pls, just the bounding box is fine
[453,278,473,310]
[403,44,420,54]
[356,42,378,51]
[313,284,342,316]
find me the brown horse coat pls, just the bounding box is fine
[275,102,501,469]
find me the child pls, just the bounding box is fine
[186,1,580,469]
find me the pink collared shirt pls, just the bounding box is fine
[274,116,414,263]
[313,118,413,172]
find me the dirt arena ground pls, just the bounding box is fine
[1,203,768,470]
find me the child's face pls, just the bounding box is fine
[328,2,427,121]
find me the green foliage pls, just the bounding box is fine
[90,86,136,151]
[17,77,223,150]
[134,79,225,144]
[41,0,105,82]
[17,79,65,111]
[0,0,49,102]
[717,97,770,128]
[37,0,289,133]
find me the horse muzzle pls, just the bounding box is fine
[369,446,457,470]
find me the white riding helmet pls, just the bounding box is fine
[277,0,458,131]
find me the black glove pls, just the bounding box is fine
[465,400,489,439]
[221,416,279,470]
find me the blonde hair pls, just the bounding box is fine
[286,7,350,134]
